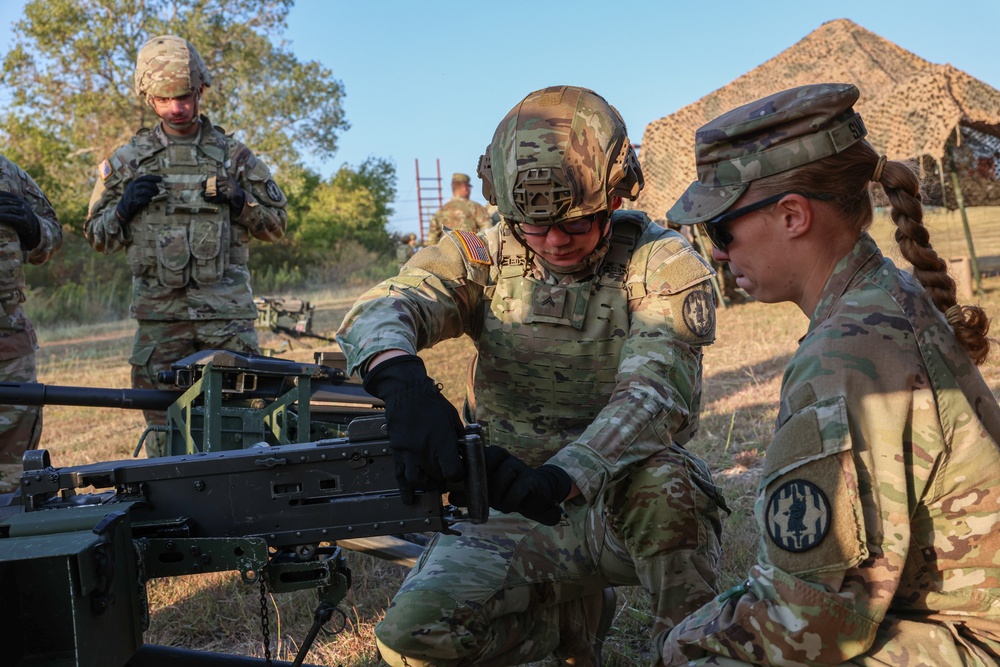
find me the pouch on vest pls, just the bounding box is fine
[189,218,229,285]
[155,225,191,288]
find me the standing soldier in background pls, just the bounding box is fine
[426,172,492,245]
[0,155,61,460]
[395,232,419,270]
[86,35,287,457]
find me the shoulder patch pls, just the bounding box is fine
[765,479,831,552]
[682,290,715,337]
[265,179,283,202]
[453,229,491,265]
[98,159,113,181]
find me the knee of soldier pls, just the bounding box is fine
[615,449,727,558]
[375,589,475,664]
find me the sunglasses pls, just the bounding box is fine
[700,192,834,250]
[515,211,606,237]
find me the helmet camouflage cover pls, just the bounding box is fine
[477,85,643,226]
[134,35,212,99]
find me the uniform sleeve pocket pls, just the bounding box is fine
[758,395,868,576]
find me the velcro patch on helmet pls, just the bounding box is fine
[453,230,491,265]
[98,159,113,181]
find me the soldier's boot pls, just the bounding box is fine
[553,587,618,667]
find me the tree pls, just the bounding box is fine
[1,0,349,231]
[291,157,398,255]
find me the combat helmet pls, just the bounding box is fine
[134,35,212,100]
[477,85,643,227]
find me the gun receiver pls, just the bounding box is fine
[0,415,488,666]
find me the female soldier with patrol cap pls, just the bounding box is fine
[337,85,725,666]
[658,83,1000,665]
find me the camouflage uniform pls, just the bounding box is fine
[86,36,287,456]
[338,211,724,664]
[656,234,1000,666]
[0,155,61,461]
[659,83,1000,665]
[426,193,492,245]
[396,233,418,270]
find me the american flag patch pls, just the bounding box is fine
[98,159,113,181]
[454,230,491,265]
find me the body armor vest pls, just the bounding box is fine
[471,219,641,467]
[124,129,250,288]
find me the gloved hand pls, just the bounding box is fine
[115,174,162,224]
[201,173,247,214]
[362,354,466,504]
[0,192,41,250]
[481,445,570,526]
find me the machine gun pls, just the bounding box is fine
[0,349,384,457]
[0,417,488,667]
[254,296,336,348]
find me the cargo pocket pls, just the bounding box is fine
[155,225,191,288]
[189,218,227,285]
[758,394,868,577]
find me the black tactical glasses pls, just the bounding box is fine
[515,211,606,237]
[699,192,834,250]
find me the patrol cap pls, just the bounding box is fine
[667,83,867,225]
[452,173,471,185]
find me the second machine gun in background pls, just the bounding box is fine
[254,296,336,354]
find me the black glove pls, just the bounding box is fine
[482,445,571,526]
[362,354,466,504]
[0,192,41,250]
[201,174,247,214]
[115,174,163,224]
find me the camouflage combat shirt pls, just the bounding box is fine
[659,233,1000,665]
[426,196,492,246]
[337,210,717,502]
[86,116,287,321]
[0,154,62,360]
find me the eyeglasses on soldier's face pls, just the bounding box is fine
[515,211,606,237]
[699,191,834,250]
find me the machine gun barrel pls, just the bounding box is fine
[0,380,381,411]
[0,382,181,410]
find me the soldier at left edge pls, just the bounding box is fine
[0,154,62,461]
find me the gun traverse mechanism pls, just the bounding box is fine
[0,416,487,667]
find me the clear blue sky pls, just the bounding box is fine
[2,0,998,234]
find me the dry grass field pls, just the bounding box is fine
[20,207,1000,666]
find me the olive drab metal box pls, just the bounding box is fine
[0,503,143,666]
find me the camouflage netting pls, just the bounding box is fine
[634,18,1000,220]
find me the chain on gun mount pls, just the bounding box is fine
[0,416,487,667]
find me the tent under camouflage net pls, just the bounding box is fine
[634,18,1000,221]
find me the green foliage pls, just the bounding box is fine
[23,232,132,325]
[1,0,348,232]
[3,1,401,324]
[288,157,398,255]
